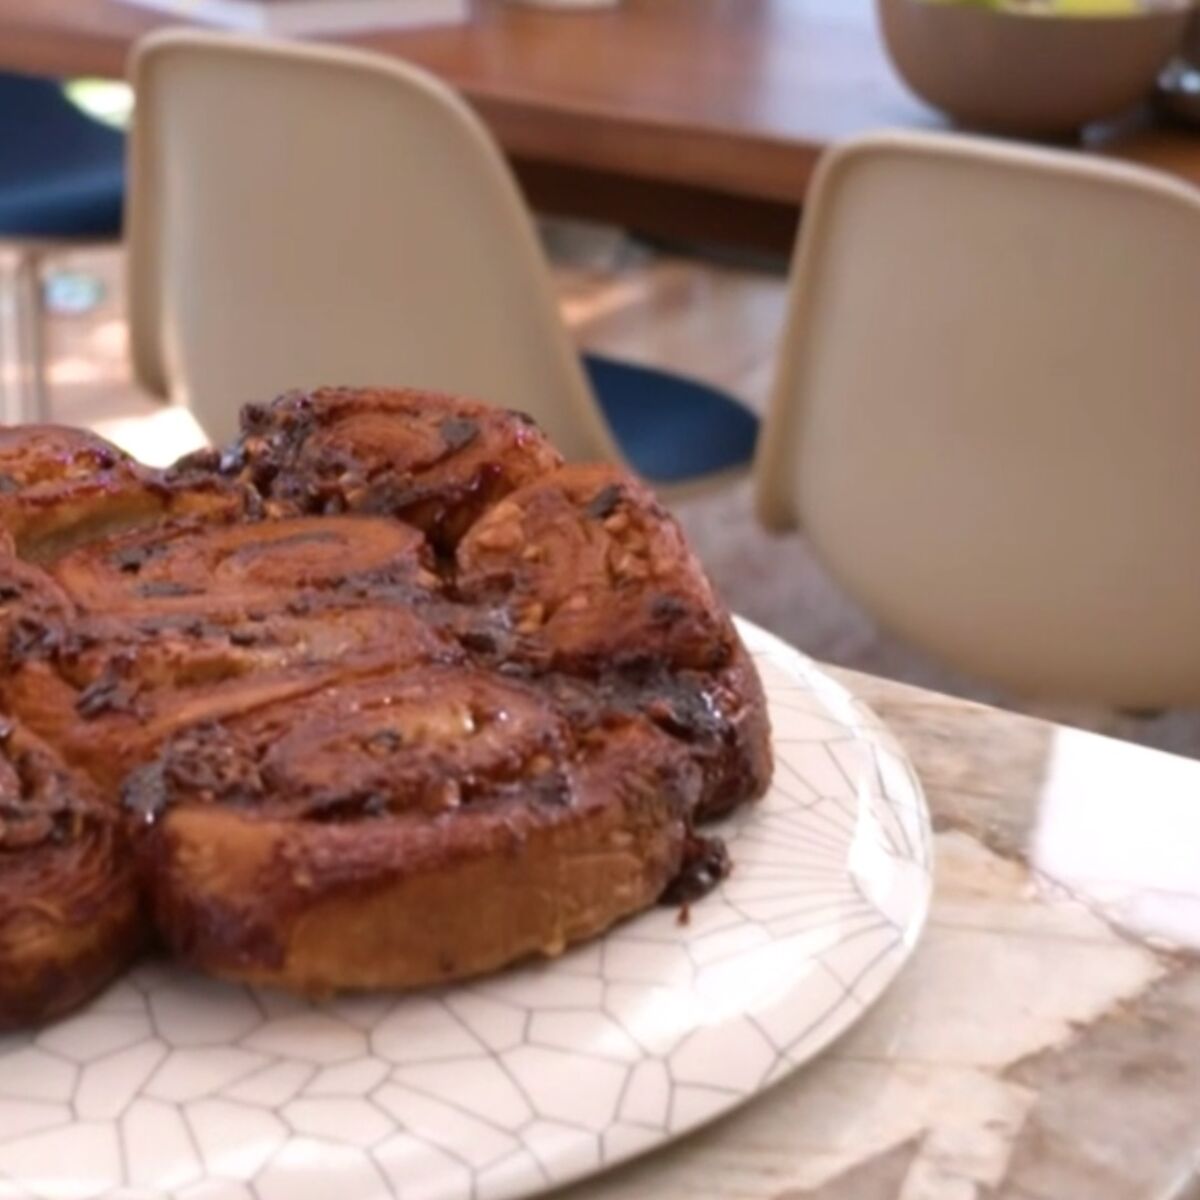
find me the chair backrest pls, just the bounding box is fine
[126,30,620,459]
[756,130,1200,707]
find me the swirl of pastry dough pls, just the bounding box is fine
[128,667,699,993]
[51,514,435,618]
[134,666,571,822]
[456,464,734,672]
[0,426,238,561]
[205,387,562,549]
[6,605,458,794]
[0,717,142,1029]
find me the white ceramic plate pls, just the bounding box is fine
[0,619,933,1200]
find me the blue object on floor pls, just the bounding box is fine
[583,353,759,485]
[0,72,124,237]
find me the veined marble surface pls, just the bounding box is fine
[555,669,1200,1200]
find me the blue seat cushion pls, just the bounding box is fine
[0,73,124,237]
[583,353,759,485]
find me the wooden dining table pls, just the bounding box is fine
[5,0,1200,253]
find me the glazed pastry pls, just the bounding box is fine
[199,387,563,548]
[50,513,437,618]
[5,604,457,793]
[534,647,772,824]
[131,666,700,993]
[0,554,75,670]
[0,426,239,561]
[456,463,735,672]
[0,387,772,1023]
[0,716,142,1029]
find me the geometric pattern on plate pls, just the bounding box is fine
[0,618,933,1200]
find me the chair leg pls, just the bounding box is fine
[15,249,49,424]
[0,251,23,425]
[0,246,50,425]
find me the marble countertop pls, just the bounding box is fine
[557,668,1200,1200]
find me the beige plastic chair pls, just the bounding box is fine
[126,31,622,462]
[756,130,1200,708]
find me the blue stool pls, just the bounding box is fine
[0,72,124,423]
[583,353,759,487]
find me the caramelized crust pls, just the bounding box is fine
[132,676,697,991]
[0,426,240,562]
[198,387,563,549]
[0,555,75,670]
[535,644,772,824]
[457,464,734,672]
[0,717,142,1029]
[0,391,772,1022]
[5,605,456,794]
[51,513,436,618]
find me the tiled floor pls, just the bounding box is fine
[28,237,1200,760]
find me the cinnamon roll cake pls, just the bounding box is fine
[0,390,771,1025]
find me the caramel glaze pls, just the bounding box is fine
[4,603,459,796]
[182,386,563,551]
[0,387,772,1017]
[0,425,242,563]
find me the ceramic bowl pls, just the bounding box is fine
[877,0,1191,136]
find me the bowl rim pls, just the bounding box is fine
[900,0,1193,23]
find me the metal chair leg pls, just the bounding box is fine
[0,250,24,425]
[0,245,50,425]
[15,248,49,423]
